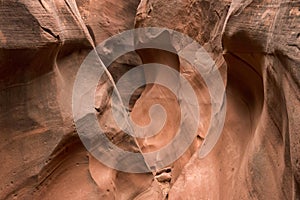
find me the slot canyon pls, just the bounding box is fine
[0,0,299,199]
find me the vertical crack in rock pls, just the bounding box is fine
[154,167,172,198]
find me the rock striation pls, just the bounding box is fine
[0,0,299,199]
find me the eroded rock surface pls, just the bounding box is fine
[0,0,299,199]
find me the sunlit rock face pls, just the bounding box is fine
[0,0,299,199]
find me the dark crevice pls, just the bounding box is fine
[214,10,221,19]
[165,193,169,199]
[226,51,263,80]
[40,26,60,40]
[64,0,74,15]
[38,0,47,11]
[287,43,300,51]
[86,25,96,46]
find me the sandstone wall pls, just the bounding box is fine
[0,0,299,199]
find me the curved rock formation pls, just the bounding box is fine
[0,0,299,199]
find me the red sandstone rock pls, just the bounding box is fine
[0,0,299,199]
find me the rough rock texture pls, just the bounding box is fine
[0,0,160,199]
[0,0,299,200]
